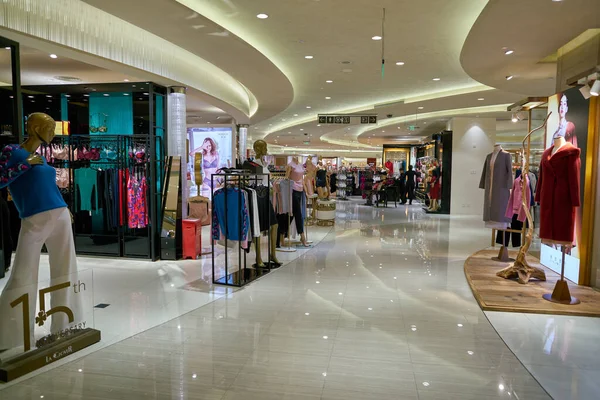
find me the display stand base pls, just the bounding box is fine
[543,280,581,305]
[0,328,101,382]
[491,246,515,263]
[276,247,297,253]
[214,268,269,286]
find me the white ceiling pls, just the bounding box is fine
[11,0,596,153]
[0,45,231,124]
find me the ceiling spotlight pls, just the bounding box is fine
[590,80,600,96]
[306,106,311,109]
[396,61,405,66]
[305,55,314,59]
[478,98,485,101]
[511,114,519,123]
[326,80,333,83]
[49,54,58,59]
[506,75,514,80]
[325,96,331,100]
[4,47,10,50]
[432,78,441,81]
[505,50,514,55]
[256,13,269,19]
[28,95,34,99]
[124,79,130,82]
[418,106,424,110]
[293,114,299,116]
[372,36,382,41]
[103,93,109,97]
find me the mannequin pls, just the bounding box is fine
[304,156,317,197]
[250,140,281,266]
[285,156,309,247]
[535,136,580,245]
[385,159,393,175]
[316,161,329,199]
[479,144,513,229]
[427,160,441,211]
[0,113,81,352]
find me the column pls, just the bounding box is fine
[167,86,187,217]
[237,124,249,163]
[448,117,496,215]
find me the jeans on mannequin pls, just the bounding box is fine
[0,207,81,350]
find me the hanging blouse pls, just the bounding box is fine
[212,187,250,242]
[127,174,148,229]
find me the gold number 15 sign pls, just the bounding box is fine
[10,282,75,352]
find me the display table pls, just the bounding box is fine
[316,199,336,226]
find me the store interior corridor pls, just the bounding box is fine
[1,199,598,400]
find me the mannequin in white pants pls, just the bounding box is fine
[0,113,80,352]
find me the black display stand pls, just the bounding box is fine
[211,172,275,288]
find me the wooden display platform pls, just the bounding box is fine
[464,249,600,317]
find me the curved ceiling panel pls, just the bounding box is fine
[461,0,600,97]
[0,0,259,122]
[81,0,293,124]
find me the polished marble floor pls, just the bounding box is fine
[0,199,597,399]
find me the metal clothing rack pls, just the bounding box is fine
[37,134,162,260]
[211,172,273,287]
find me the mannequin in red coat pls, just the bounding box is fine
[385,160,393,175]
[534,137,580,245]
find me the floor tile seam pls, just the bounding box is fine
[481,311,554,398]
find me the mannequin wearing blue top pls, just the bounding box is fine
[0,113,81,352]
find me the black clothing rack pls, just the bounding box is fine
[211,172,274,287]
[38,134,163,260]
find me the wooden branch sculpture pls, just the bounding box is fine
[496,113,551,284]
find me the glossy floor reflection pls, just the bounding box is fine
[1,199,555,399]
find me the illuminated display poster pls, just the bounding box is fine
[187,127,233,197]
[540,87,590,282]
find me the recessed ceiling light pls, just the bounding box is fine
[256,13,269,19]
[325,96,331,100]
[396,61,405,66]
[4,47,10,50]
[293,114,298,116]
[505,50,514,55]
[300,129,304,131]
[326,80,333,83]
[478,98,485,101]
[84,94,89,97]
[65,95,70,98]
[304,55,314,59]
[372,36,382,41]
[306,106,311,109]
[49,54,58,59]
[28,95,34,99]
[418,106,424,110]
[124,79,129,82]
[124,93,130,96]
[432,78,441,81]
[506,75,514,80]
[103,94,109,97]
[143,92,149,95]
[46,95,52,98]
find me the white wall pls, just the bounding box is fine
[450,117,496,216]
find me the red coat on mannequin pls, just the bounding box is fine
[534,142,580,244]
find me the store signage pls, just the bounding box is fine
[0,275,100,382]
[317,115,377,125]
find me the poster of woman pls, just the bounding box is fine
[187,127,234,197]
[541,87,589,282]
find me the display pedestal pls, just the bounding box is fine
[543,280,580,305]
[542,246,580,305]
[0,328,101,382]
[491,246,515,263]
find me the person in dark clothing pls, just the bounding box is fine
[406,165,417,205]
[398,169,407,204]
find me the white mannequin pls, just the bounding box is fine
[552,137,566,156]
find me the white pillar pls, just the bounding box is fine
[238,124,249,164]
[167,86,188,217]
[449,117,496,216]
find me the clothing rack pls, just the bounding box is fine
[36,134,162,259]
[211,172,273,287]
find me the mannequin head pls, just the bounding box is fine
[27,113,56,144]
[253,140,268,158]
